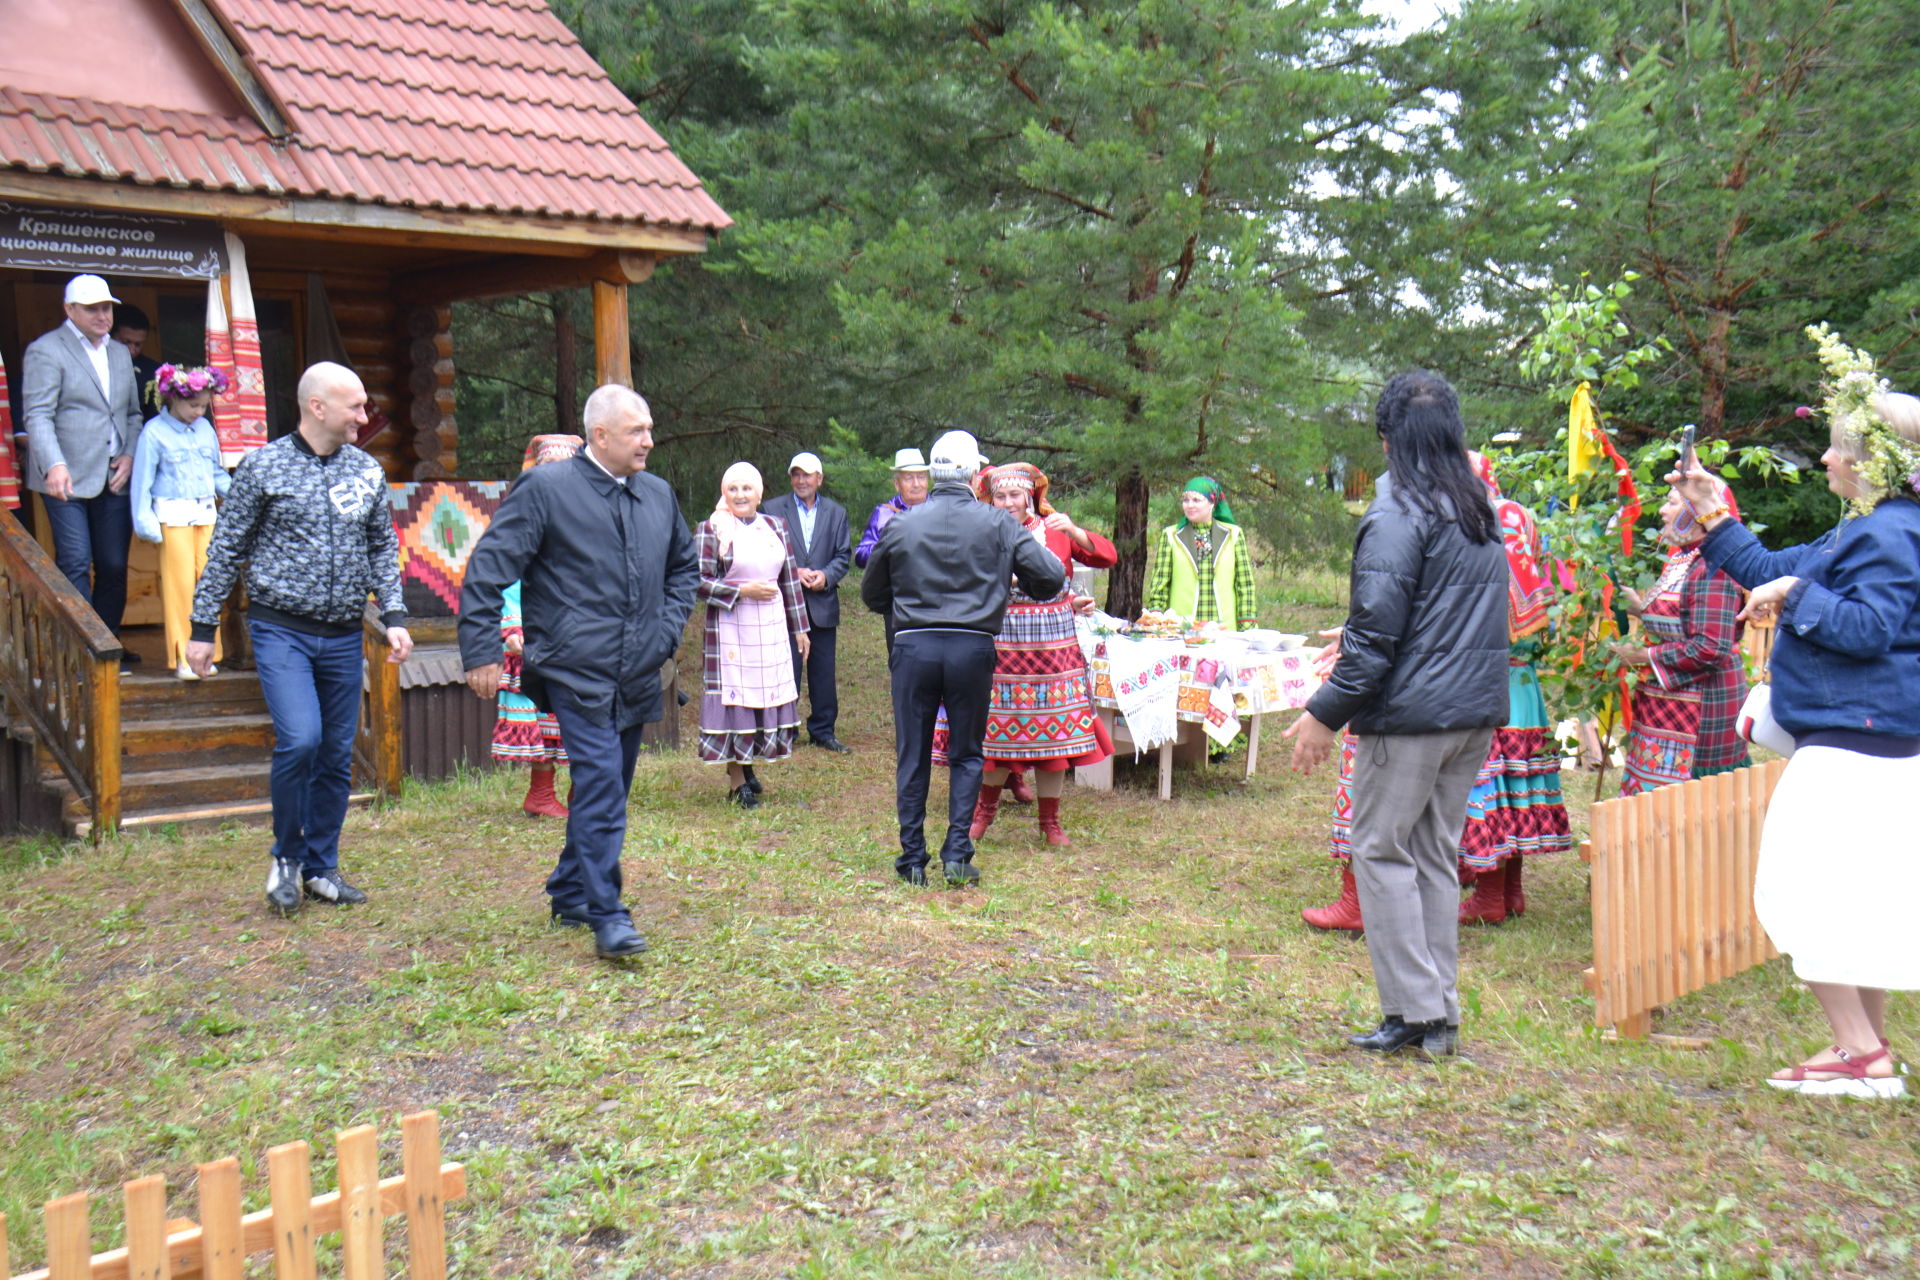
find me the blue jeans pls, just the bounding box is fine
[42,487,133,633]
[546,684,643,925]
[251,620,363,875]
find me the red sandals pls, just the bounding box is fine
[1766,1044,1906,1099]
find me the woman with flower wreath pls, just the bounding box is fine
[946,462,1115,848]
[1609,481,1750,796]
[1671,325,1920,1099]
[130,362,231,679]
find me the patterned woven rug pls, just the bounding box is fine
[391,480,512,617]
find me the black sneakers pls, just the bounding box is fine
[303,870,368,905]
[265,856,303,917]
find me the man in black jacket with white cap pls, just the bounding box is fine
[862,430,1064,886]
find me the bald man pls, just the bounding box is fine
[190,362,412,918]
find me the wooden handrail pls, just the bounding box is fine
[0,511,122,838]
[353,603,404,798]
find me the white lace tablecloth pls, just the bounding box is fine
[1077,623,1321,751]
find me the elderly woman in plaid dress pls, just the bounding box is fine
[695,461,811,808]
[1612,480,1750,795]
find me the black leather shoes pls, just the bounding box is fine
[810,735,853,754]
[942,860,980,887]
[898,865,928,886]
[1347,1015,1451,1056]
[592,919,649,958]
[728,784,762,809]
[549,906,591,929]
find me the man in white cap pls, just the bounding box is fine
[21,275,145,665]
[852,446,930,568]
[862,430,1064,886]
[762,450,852,751]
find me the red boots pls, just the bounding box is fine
[1007,771,1035,804]
[1504,854,1526,917]
[969,784,1003,840]
[1458,864,1508,926]
[1302,867,1364,933]
[1036,796,1071,847]
[523,766,569,819]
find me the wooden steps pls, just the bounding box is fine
[37,667,372,837]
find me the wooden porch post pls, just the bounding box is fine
[592,280,631,388]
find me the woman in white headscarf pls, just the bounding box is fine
[694,462,811,807]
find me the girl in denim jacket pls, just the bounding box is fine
[131,364,231,678]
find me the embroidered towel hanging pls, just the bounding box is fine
[207,232,269,464]
[0,352,19,509]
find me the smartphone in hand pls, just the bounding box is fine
[1678,422,1698,471]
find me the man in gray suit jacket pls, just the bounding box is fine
[22,274,145,651]
[762,451,853,752]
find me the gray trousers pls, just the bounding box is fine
[1347,726,1495,1025]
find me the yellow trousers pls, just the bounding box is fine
[159,524,221,669]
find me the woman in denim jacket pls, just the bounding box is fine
[1676,379,1920,1099]
[130,364,231,679]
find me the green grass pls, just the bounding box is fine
[1,566,1914,1277]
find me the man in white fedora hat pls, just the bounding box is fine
[21,274,145,666]
[852,446,931,568]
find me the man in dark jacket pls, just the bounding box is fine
[188,362,412,916]
[459,385,698,959]
[762,451,852,751]
[862,430,1065,886]
[1287,371,1509,1058]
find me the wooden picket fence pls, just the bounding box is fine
[1582,759,1785,1038]
[0,1112,463,1280]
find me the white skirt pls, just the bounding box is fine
[1753,745,1920,990]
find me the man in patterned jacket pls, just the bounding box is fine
[188,362,412,917]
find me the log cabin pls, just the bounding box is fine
[0,0,731,836]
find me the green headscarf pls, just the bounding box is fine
[1175,475,1236,528]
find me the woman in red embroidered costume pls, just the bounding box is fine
[1611,480,1751,795]
[951,463,1115,847]
[490,434,582,817]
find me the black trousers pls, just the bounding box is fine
[890,628,995,871]
[788,624,839,739]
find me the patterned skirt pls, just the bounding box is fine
[1619,684,1701,796]
[932,593,1112,771]
[1330,659,1570,869]
[697,697,800,765]
[492,653,567,766]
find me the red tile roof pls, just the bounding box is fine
[0,0,730,236]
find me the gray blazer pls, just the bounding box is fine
[21,323,143,499]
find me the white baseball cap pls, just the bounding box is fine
[788,451,824,475]
[929,430,988,472]
[891,447,930,473]
[64,274,120,306]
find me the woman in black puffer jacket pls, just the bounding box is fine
[1286,370,1510,1058]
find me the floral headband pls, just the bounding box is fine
[1804,324,1920,518]
[154,363,231,401]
